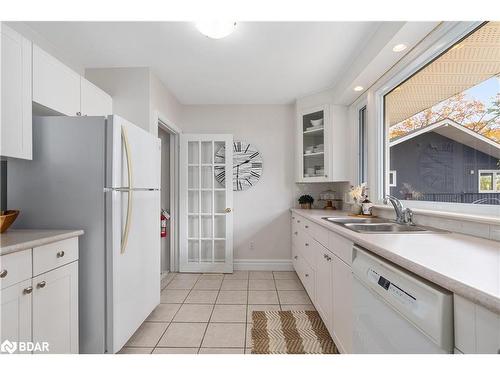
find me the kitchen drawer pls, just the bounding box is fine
[0,249,32,290]
[33,237,78,276]
[309,222,328,248]
[328,231,353,265]
[296,255,315,301]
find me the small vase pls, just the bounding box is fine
[300,203,312,209]
[350,202,362,215]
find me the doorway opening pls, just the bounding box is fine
[156,112,181,277]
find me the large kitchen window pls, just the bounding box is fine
[384,22,500,206]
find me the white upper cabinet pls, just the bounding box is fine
[80,77,112,116]
[296,104,348,182]
[0,23,32,160]
[33,45,81,116]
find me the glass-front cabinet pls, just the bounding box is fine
[296,104,348,183]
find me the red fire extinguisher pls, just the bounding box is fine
[161,209,170,238]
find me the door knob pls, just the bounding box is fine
[37,281,46,289]
[23,287,33,295]
[0,269,7,278]
[224,208,232,213]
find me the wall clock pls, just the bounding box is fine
[214,141,263,191]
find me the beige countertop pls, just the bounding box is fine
[291,208,500,315]
[0,229,84,256]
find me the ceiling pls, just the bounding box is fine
[386,21,500,126]
[22,21,382,104]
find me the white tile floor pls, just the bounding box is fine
[120,270,315,354]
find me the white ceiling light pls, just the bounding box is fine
[195,21,237,39]
[392,43,408,52]
[354,86,364,92]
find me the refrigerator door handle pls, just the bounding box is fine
[121,126,133,254]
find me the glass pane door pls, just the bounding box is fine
[180,134,233,273]
[302,110,325,179]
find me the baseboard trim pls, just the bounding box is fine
[233,259,293,271]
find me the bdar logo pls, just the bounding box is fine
[1,340,17,354]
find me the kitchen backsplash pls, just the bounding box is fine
[294,182,350,210]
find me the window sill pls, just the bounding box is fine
[373,204,500,225]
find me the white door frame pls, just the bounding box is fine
[154,110,181,273]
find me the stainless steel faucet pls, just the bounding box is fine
[384,195,414,225]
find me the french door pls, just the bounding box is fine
[179,134,233,273]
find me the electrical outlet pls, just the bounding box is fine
[249,241,255,251]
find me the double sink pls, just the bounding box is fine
[323,216,443,233]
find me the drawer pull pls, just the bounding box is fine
[305,243,309,247]
[294,231,298,235]
[37,281,46,289]
[57,250,65,258]
[294,255,298,259]
[292,216,295,219]
[297,220,301,223]
[305,274,309,277]
[23,287,33,295]
[0,269,7,278]
[305,225,309,229]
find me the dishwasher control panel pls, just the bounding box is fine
[367,268,416,308]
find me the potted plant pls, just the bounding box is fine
[298,194,314,209]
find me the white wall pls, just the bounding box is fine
[149,72,183,134]
[86,67,151,132]
[86,67,184,135]
[181,105,295,262]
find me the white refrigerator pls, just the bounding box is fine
[8,115,161,353]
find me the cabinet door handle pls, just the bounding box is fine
[294,255,298,259]
[23,287,33,295]
[292,216,295,219]
[305,243,309,247]
[305,225,309,229]
[57,250,65,258]
[294,231,298,235]
[305,273,309,277]
[0,269,7,278]
[297,220,301,223]
[37,281,46,289]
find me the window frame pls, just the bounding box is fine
[372,21,500,217]
[478,170,500,193]
[358,105,368,184]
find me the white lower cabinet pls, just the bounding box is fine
[332,255,352,353]
[32,261,79,354]
[0,279,32,348]
[314,243,333,330]
[0,237,79,354]
[454,294,500,354]
[291,213,353,353]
